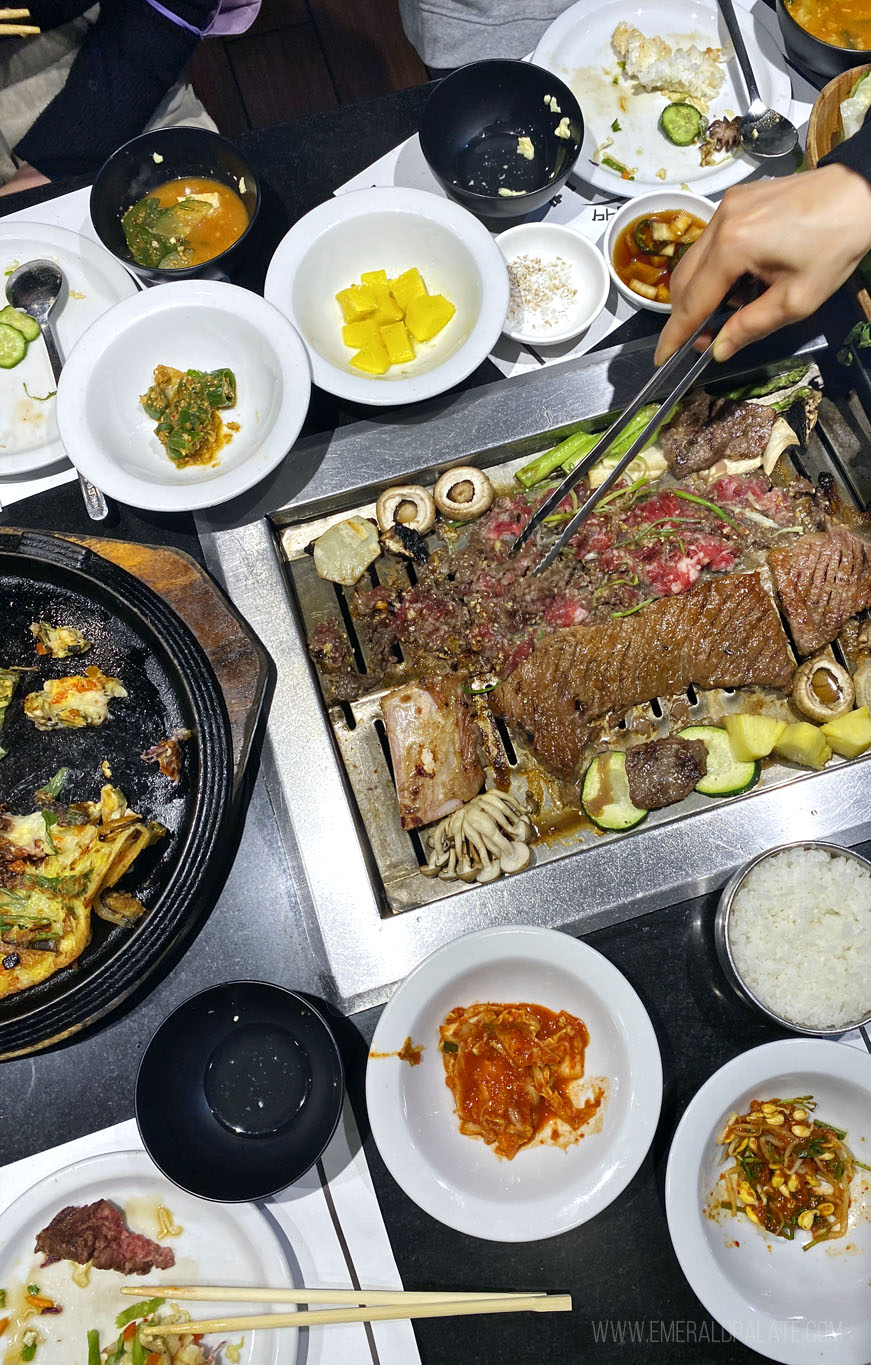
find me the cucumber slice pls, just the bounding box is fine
[0,322,26,369]
[581,751,648,831]
[677,725,760,797]
[660,102,706,146]
[0,304,40,342]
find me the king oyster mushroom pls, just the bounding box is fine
[375,485,436,556]
[433,466,494,521]
[792,655,855,723]
[421,789,532,884]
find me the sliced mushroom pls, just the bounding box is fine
[420,789,532,884]
[375,485,436,556]
[433,467,494,522]
[792,656,855,723]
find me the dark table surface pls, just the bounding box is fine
[2,78,869,1365]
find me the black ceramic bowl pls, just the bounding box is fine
[136,981,344,1201]
[90,127,260,284]
[776,0,871,79]
[419,59,583,220]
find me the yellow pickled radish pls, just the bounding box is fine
[342,319,381,348]
[390,266,427,312]
[405,292,456,343]
[349,340,391,375]
[380,321,415,365]
[336,283,377,322]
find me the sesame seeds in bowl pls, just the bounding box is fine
[496,223,610,346]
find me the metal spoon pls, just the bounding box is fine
[6,259,110,521]
[718,0,798,159]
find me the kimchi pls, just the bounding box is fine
[439,1001,604,1159]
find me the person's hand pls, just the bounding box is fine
[0,163,50,198]
[654,164,871,365]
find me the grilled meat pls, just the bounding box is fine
[35,1200,175,1274]
[660,393,775,477]
[493,572,794,774]
[625,736,708,809]
[381,677,484,829]
[769,526,871,656]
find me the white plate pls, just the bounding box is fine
[666,1040,871,1365]
[0,223,138,477]
[533,0,794,198]
[56,280,311,512]
[0,1149,297,1364]
[496,222,611,343]
[366,925,662,1242]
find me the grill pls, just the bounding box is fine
[197,335,871,1011]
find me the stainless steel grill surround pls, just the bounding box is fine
[197,336,871,1014]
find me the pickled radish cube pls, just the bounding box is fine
[380,320,415,365]
[405,293,455,342]
[349,340,390,374]
[336,283,377,321]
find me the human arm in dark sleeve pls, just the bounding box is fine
[15,0,217,181]
[820,111,871,182]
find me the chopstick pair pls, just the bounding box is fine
[0,7,39,35]
[119,1284,571,1338]
[511,277,756,574]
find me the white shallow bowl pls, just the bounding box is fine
[56,280,311,512]
[602,190,716,313]
[264,186,509,406]
[496,222,610,345]
[666,1040,871,1365]
[366,925,662,1242]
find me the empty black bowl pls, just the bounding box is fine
[90,127,260,284]
[419,60,583,220]
[136,981,344,1201]
[776,0,871,78]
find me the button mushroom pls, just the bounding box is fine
[375,485,436,557]
[433,467,494,522]
[420,790,532,884]
[792,656,855,724]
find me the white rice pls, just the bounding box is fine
[729,847,871,1030]
[612,22,725,102]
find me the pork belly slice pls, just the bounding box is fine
[381,677,484,830]
[660,392,775,477]
[625,736,708,810]
[769,526,871,656]
[494,572,794,775]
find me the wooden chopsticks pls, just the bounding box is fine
[122,1284,571,1339]
[0,7,40,35]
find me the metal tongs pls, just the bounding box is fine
[511,279,755,574]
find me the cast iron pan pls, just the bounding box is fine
[0,531,233,1059]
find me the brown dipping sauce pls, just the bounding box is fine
[613,208,707,305]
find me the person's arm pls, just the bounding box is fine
[12,0,216,182]
[655,120,871,365]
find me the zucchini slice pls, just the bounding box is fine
[677,725,760,797]
[581,751,648,831]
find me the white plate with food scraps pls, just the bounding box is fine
[533,0,794,199]
[0,223,138,478]
[0,1149,297,1365]
[366,925,662,1242]
[666,1040,871,1365]
[496,222,610,344]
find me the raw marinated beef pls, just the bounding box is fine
[34,1200,175,1274]
[769,526,871,656]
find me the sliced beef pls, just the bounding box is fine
[625,736,707,809]
[769,526,871,656]
[34,1200,175,1274]
[493,572,794,774]
[381,676,484,829]
[660,393,775,477]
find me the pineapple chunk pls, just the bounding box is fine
[390,267,427,312]
[723,714,787,762]
[405,292,456,342]
[342,319,381,348]
[821,706,871,759]
[349,340,390,375]
[380,320,415,365]
[361,269,388,287]
[336,283,377,322]
[774,721,831,770]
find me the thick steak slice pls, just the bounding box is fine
[660,393,775,476]
[34,1200,175,1274]
[381,676,484,830]
[625,736,708,809]
[769,526,871,656]
[494,572,794,774]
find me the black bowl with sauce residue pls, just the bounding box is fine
[419,60,583,220]
[90,127,260,285]
[136,981,344,1201]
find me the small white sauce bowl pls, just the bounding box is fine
[602,190,717,314]
[496,222,610,345]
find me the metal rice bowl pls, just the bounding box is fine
[714,840,871,1036]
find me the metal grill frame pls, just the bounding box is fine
[197,334,871,1013]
